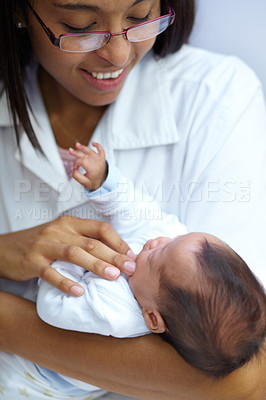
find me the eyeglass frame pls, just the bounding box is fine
[25,1,176,53]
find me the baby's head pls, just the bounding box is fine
[128,232,266,377]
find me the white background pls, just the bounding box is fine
[190,0,266,95]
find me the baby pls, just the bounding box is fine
[37,143,266,381]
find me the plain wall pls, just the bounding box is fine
[190,0,266,95]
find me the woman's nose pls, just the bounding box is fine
[95,34,132,67]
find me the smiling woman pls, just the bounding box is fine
[0,0,266,399]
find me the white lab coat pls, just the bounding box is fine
[0,45,266,292]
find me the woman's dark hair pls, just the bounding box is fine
[155,0,196,57]
[0,0,42,152]
[158,240,266,378]
[0,0,196,151]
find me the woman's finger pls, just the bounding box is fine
[47,217,136,274]
[79,237,136,275]
[54,244,122,279]
[39,262,85,297]
[55,234,136,276]
[59,217,132,256]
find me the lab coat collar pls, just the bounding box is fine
[108,51,180,150]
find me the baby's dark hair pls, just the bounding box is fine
[157,239,266,378]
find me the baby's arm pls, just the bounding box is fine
[69,142,107,191]
[88,172,188,252]
[37,261,149,338]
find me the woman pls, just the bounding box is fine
[0,0,265,399]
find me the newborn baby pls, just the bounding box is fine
[37,142,266,381]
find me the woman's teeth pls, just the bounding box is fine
[91,69,123,80]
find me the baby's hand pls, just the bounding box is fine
[69,142,107,191]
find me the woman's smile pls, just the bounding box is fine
[79,66,128,92]
[90,68,124,79]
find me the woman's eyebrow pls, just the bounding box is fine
[131,0,145,7]
[53,0,146,11]
[52,2,99,11]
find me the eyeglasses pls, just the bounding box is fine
[26,2,175,53]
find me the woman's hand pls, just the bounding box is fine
[0,216,136,296]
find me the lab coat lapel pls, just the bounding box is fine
[14,112,69,193]
[0,79,67,193]
[110,52,180,149]
[15,129,68,193]
[13,62,69,193]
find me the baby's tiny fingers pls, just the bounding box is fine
[76,142,96,155]
[69,147,86,159]
[92,142,105,157]
[72,169,93,190]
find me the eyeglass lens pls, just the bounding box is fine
[60,15,171,52]
[127,15,171,42]
[60,33,109,52]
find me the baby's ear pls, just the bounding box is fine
[142,308,166,333]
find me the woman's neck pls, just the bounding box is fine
[38,67,107,149]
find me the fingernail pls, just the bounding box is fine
[105,266,120,279]
[124,261,136,275]
[70,285,84,297]
[127,250,136,260]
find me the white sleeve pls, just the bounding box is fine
[88,172,187,252]
[175,58,266,286]
[36,260,150,338]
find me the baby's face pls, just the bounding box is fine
[128,232,221,309]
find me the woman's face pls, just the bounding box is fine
[27,0,161,106]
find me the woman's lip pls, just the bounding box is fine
[80,67,128,92]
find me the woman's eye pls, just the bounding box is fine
[63,23,96,33]
[128,12,151,23]
[62,11,152,33]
